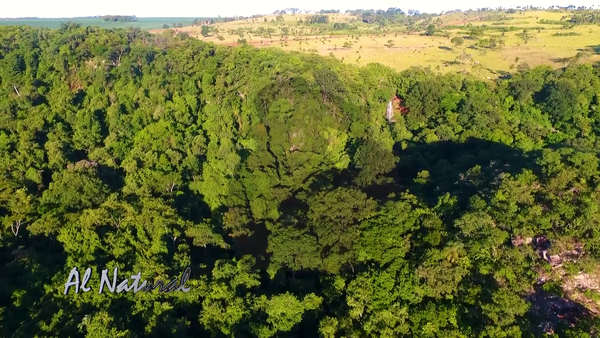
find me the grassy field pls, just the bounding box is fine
[150,11,600,79]
[0,17,211,29]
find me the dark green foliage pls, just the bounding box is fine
[450,36,464,47]
[305,15,329,24]
[570,12,600,24]
[201,25,210,37]
[101,16,137,23]
[332,23,356,31]
[426,24,436,36]
[0,25,600,338]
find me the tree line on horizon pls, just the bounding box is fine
[101,15,137,23]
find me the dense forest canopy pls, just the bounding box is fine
[1,24,600,337]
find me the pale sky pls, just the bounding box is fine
[1,0,598,18]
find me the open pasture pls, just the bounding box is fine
[151,10,600,79]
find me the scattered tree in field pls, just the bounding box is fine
[496,38,505,49]
[468,28,484,39]
[451,36,464,47]
[201,25,210,37]
[305,14,329,24]
[456,50,473,65]
[426,24,436,36]
[519,29,532,43]
[236,28,245,38]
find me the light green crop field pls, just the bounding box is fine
[151,11,600,79]
[0,17,212,29]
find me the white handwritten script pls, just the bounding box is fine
[64,267,191,295]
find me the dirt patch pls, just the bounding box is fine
[569,273,600,291]
[512,236,533,246]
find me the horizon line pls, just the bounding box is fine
[1,5,599,20]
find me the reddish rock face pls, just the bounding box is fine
[391,95,409,114]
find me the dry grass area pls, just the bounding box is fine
[150,11,600,78]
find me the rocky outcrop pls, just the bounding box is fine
[513,234,600,334]
[67,159,99,171]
